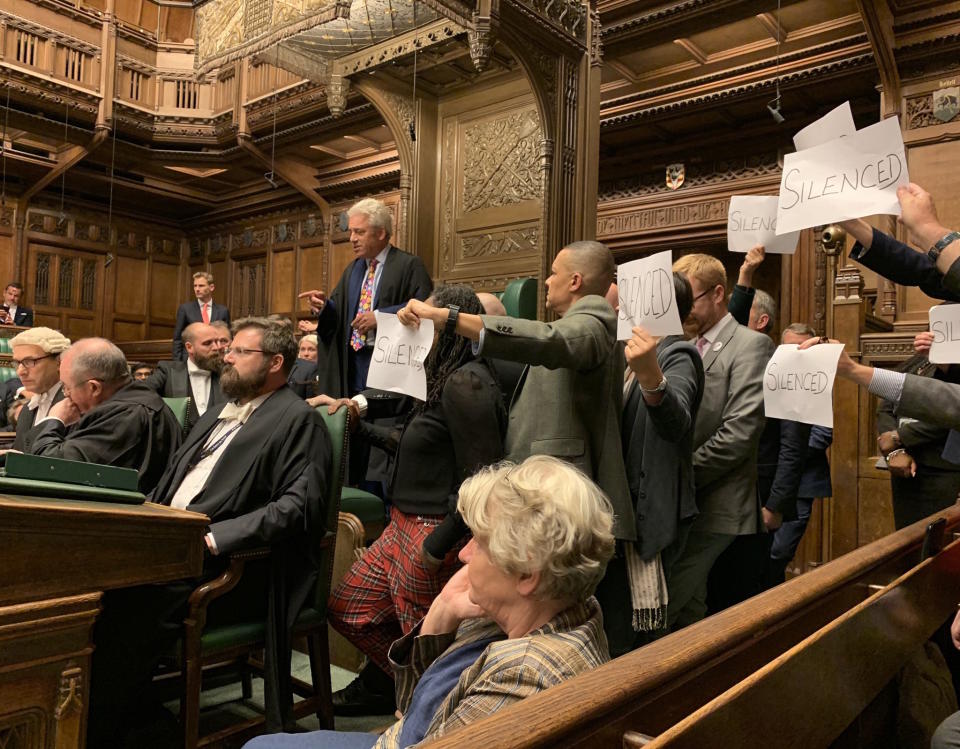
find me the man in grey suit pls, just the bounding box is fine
[667,253,774,630]
[397,240,634,542]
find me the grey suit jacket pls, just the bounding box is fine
[478,295,634,540]
[898,373,960,430]
[692,316,773,535]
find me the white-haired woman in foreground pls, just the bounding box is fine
[245,454,615,749]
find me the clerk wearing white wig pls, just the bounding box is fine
[7,326,71,454]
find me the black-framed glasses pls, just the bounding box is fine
[13,354,53,370]
[223,347,274,357]
[692,286,720,303]
[62,378,95,397]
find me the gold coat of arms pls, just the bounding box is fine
[666,163,685,190]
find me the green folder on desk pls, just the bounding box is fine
[0,453,145,504]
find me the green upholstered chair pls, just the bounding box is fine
[500,277,538,320]
[175,406,348,747]
[0,338,11,354]
[0,366,17,383]
[162,396,193,437]
[339,486,386,542]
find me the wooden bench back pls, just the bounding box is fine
[422,505,960,749]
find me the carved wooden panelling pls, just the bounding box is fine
[439,98,543,282]
[597,199,729,239]
[459,226,539,262]
[461,109,542,213]
[0,709,43,748]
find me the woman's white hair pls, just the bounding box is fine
[300,333,318,347]
[347,198,393,239]
[457,455,615,603]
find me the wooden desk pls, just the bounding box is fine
[0,493,208,749]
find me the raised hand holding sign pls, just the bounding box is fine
[763,342,844,428]
[366,311,434,400]
[616,250,684,340]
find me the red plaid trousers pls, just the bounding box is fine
[328,506,464,671]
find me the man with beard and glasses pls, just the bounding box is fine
[86,317,332,748]
[28,337,182,494]
[143,321,228,428]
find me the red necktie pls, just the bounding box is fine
[201,303,210,324]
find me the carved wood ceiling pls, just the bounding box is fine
[596,0,881,186]
[5,0,960,224]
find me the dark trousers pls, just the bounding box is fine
[87,559,268,748]
[891,467,960,530]
[706,531,773,615]
[763,497,813,589]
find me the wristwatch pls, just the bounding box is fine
[927,231,960,262]
[640,375,668,395]
[445,304,460,335]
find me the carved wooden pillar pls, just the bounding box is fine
[499,0,591,316]
[830,265,867,558]
[14,205,26,282]
[350,78,417,253]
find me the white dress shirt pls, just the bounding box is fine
[30,382,63,423]
[197,299,212,322]
[186,358,212,416]
[170,392,271,512]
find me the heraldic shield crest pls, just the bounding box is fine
[934,86,960,123]
[666,163,685,190]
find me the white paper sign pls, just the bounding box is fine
[763,343,844,428]
[776,117,909,235]
[616,250,684,340]
[365,311,434,401]
[928,305,960,364]
[793,101,856,151]
[727,195,801,254]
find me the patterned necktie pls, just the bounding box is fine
[201,302,210,324]
[350,259,378,351]
[696,336,710,357]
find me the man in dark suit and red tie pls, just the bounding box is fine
[172,271,230,361]
[0,282,34,327]
[300,198,433,398]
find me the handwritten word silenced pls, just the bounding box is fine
[780,153,903,210]
[729,211,777,233]
[372,337,429,371]
[619,267,674,323]
[765,362,829,395]
[932,319,960,343]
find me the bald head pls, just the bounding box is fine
[61,338,131,413]
[63,338,130,383]
[561,241,617,297]
[477,292,507,317]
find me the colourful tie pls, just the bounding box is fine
[201,303,210,324]
[696,336,710,357]
[350,259,378,351]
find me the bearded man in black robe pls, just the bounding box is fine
[29,337,181,493]
[87,317,332,748]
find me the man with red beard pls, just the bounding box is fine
[87,317,332,748]
[143,321,228,428]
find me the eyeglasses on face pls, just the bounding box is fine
[62,378,95,397]
[13,354,53,370]
[223,347,274,357]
